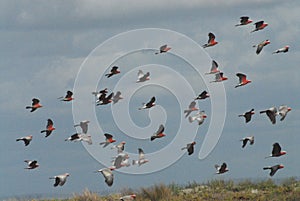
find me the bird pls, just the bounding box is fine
[265,143,286,158]
[16,135,33,146]
[132,148,149,166]
[184,101,199,118]
[40,119,55,137]
[24,160,39,169]
[111,141,126,154]
[74,120,90,134]
[210,72,228,82]
[136,70,150,82]
[263,164,284,177]
[65,133,92,145]
[251,20,268,33]
[240,136,254,148]
[25,98,42,112]
[235,16,253,26]
[181,142,196,155]
[202,32,218,48]
[95,167,115,187]
[155,44,171,54]
[238,109,255,123]
[93,88,108,103]
[205,60,220,74]
[112,153,130,169]
[49,173,70,187]
[138,96,156,110]
[112,91,123,104]
[215,163,229,174]
[96,92,114,105]
[195,90,210,100]
[278,105,291,121]
[260,107,277,124]
[150,124,166,141]
[253,40,270,55]
[272,45,289,54]
[100,133,116,148]
[120,194,136,200]
[235,73,251,88]
[189,111,207,125]
[105,66,120,78]
[58,91,74,101]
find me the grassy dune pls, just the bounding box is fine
[8,178,300,201]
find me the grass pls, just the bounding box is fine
[8,177,300,201]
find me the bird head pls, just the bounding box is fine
[281,151,287,156]
[279,164,284,169]
[121,141,126,145]
[285,45,290,49]
[287,107,292,111]
[248,19,253,23]
[29,135,33,139]
[265,40,271,45]
[131,194,137,198]
[65,173,70,177]
[192,141,196,145]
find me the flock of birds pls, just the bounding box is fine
[15,16,293,200]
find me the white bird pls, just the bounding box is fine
[120,194,136,200]
[260,107,277,124]
[240,136,254,148]
[49,173,70,187]
[95,167,115,187]
[189,111,207,125]
[215,163,229,174]
[65,133,92,145]
[136,70,150,83]
[112,91,123,104]
[132,148,149,166]
[24,160,39,169]
[74,120,90,134]
[184,101,199,118]
[210,72,228,82]
[112,153,130,169]
[272,45,289,54]
[278,105,291,121]
[111,141,126,154]
[16,135,33,146]
[205,60,220,74]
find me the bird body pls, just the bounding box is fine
[189,111,207,125]
[111,141,126,154]
[235,16,253,26]
[120,194,136,200]
[74,120,90,134]
[251,21,268,33]
[132,148,149,166]
[215,163,229,174]
[181,142,196,155]
[202,32,218,48]
[136,70,150,82]
[97,92,114,105]
[112,91,123,104]
[210,72,228,82]
[96,167,115,187]
[49,173,70,187]
[195,90,210,100]
[105,66,120,78]
[65,133,92,145]
[100,133,116,147]
[273,46,289,54]
[263,164,284,176]
[150,124,166,141]
[24,160,39,169]
[155,44,171,54]
[26,98,42,112]
[265,142,286,158]
[278,105,291,121]
[205,60,220,74]
[58,91,74,101]
[139,96,156,110]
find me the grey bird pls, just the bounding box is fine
[49,173,70,187]
[263,164,284,177]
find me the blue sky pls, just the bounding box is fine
[1,0,300,199]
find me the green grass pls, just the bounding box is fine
[8,177,300,201]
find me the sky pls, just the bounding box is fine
[1,0,300,199]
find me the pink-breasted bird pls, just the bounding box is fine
[100,133,116,148]
[181,141,196,155]
[202,32,218,48]
[195,90,210,100]
[273,45,289,54]
[49,173,70,187]
[215,163,229,174]
[238,109,255,123]
[240,136,254,148]
[155,44,171,54]
[120,194,136,200]
[278,105,291,121]
[210,72,228,83]
[235,16,253,26]
[263,164,284,177]
[25,98,42,112]
[41,119,55,138]
[105,66,120,78]
[265,142,286,158]
[58,91,74,101]
[139,96,156,110]
[16,135,33,146]
[97,92,114,105]
[150,124,166,141]
[205,60,220,75]
[235,73,251,88]
[65,133,92,145]
[24,160,39,169]
[253,40,270,55]
[251,20,268,33]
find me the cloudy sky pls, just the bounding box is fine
[1,0,300,199]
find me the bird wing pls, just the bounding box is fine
[219,163,227,172]
[211,60,219,72]
[160,45,167,51]
[54,177,60,187]
[146,96,155,107]
[256,43,264,54]
[266,110,276,124]
[236,73,246,83]
[80,122,88,134]
[32,98,40,105]
[272,143,281,156]
[208,32,215,43]
[187,143,194,155]
[188,101,196,109]
[66,90,73,98]
[138,70,144,79]
[104,133,114,140]
[240,16,249,23]
[112,66,119,72]
[215,72,221,80]
[138,148,145,160]
[255,21,264,28]
[47,119,54,127]
[156,124,165,135]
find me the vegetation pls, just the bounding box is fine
[7,177,300,201]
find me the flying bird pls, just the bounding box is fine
[189,111,207,125]
[58,91,74,101]
[184,101,199,118]
[195,90,210,100]
[272,45,289,54]
[40,119,55,137]
[65,133,92,145]
[210,72,228,82]
[132,148,149,166]
[235,16,253,26]
[93,88,108,103]
[205,60,220,74]
[112,91,123,104]
[25,98,42,112]
[181,142,196,155]
[238,109,255,123]
[240,136,254,148]
[202,32,218,48]
[24,160,39,169]
[120,194,136,200]
[253,40,270,54]
[105,66,120,78]
[215,163,229,174]
[278,105,291,121]
[136,70,150,82]
[265,142,286,158]
[112,153,130,169]
[95,167,115,187]
[97,92,114,105]
[16,135,33,146]
[263,164,284,177]
[155,44,171,54]
[49,173,70,187]
[260,107,277,124]
[111,141,126,154]
[100,133,116,148]
[150,124,166,141]
[74,120,90,134]
[251,21,268,33]
[138,96,156,110]
[235,73,251,88]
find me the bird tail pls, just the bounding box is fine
[259,110,266,114]
[265,156,272,159]
[235,24,241,27]
[41,130,46,133]
[150,136,155,141]
[202,44,207,48]
[25,106,32,109]
[49,177,55,179]
[155,52,159,55]
[57,96,63,99]
[238,114,244,117]
[181,147,187,150]
[263,167,271,170]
